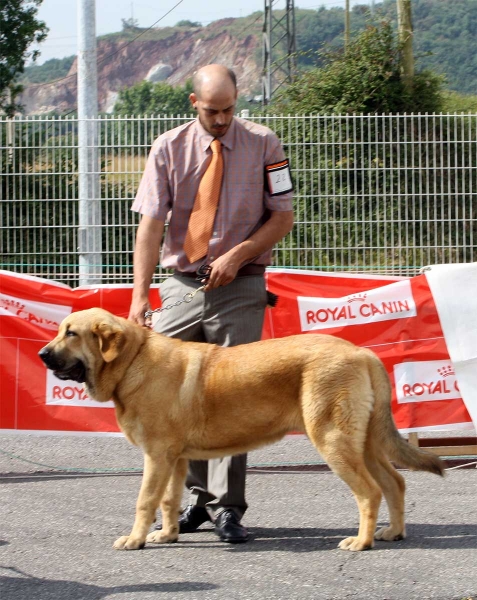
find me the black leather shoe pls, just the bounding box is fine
[155,505,211,533]
[214,510,249,543]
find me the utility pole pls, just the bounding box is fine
[77,0,101,285]
[344,0,350,50]
[7,87,14,161]
[397,0,414,89]
[262,0,296,104]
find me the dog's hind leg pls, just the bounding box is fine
[364,438,406,542]
[113,453,175,550]
[146,458,188,545]
[307,426,382,552]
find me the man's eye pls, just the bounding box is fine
[66,330,77,337]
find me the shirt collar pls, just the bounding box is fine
[195,117,236,151]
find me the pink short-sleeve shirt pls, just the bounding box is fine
[132,117,293,271]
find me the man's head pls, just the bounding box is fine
[190,64,238,137]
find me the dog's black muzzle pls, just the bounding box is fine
[38,347,87,383]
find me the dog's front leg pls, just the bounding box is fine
[113,453,172,550]
[147,457,188,544]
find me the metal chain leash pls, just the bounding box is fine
[144,285,205,320]
[142,265,278,321]
[144,264,212,321]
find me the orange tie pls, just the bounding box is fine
[183,139,223,264]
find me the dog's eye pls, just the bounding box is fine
[65,330,77,337]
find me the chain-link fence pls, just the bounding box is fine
[1,113,476,286]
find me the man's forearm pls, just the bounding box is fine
[132,216,165,300]
[230,210,294,266]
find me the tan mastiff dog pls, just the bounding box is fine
[39,307,445,552]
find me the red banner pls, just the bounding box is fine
[264,269,471,432]
[0,269,472,434]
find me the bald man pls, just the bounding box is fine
[129,64,294,543]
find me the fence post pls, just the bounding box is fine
[78,0,101,285]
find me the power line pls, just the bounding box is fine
[27,0,185,91]
[25,0,378,114]
[96,0,185,67]
[208,12,264,64]
[29,0,377,90]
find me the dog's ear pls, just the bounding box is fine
[92,322,124,363]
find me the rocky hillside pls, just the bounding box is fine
[19,0,477,114]
[20,17,263,115]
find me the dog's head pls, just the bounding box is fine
[39,308,126,385]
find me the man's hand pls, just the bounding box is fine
[201,210,294,291]
[129,215,164,328]
[204,254,240,290]
[128,297,152,328]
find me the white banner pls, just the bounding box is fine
[425,263,477,427]
[298,280,416,331]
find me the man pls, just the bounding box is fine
[128,64,294,543]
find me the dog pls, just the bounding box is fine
[39,307,445,552]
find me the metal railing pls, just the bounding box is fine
[1,113,476,285]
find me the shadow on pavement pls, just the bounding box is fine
[0,472,142,484]
[144,523,477,553]
[0,566,218,600]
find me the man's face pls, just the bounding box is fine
[190,86,237,137]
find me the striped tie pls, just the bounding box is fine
[183,139,223,264]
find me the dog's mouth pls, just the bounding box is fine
[39,347,87,383]
[53,361,87,383]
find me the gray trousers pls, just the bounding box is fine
[153,274,267,519]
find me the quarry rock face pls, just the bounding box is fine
[145,63,173,83]
[20,22,261,115]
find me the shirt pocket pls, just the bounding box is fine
[226,160,264,188]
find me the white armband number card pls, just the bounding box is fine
[265,159,293,196]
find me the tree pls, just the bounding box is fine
[295,0,477,96]
[113,80,194,115]
[270,20,443,114]
[296,6,369,68]
[0,0,48,116]
[19,55,75,84]
[175,20,201,27]
[121,17,140,31]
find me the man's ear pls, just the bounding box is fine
[92,322,124,363]
[189,92,197,110]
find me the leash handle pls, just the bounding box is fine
[196,263,279,307]
[196,264,212,282]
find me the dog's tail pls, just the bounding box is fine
[367,353,445,477]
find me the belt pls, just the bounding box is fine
[173,264,265,278]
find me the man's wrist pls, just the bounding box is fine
[131,291,150,304]
[228,243,258,267]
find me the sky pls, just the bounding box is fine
[32,0,374,65]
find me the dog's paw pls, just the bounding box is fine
[374,525,406,542]
[112,535,146,550]
[146,530,179,544]
[338,536,373,552]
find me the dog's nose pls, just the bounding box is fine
[38,346,59,369]
[38,347,50,363]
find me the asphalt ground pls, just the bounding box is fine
[0,434,476,600]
